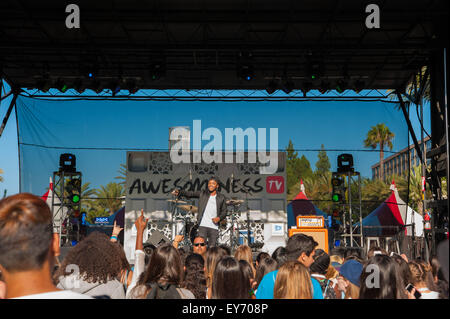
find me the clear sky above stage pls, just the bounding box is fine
[0,81,431,196]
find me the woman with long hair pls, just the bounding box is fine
[359,255,407,299]
[273,261,312,299]
[111,242,133,291]
[271,246,288,269]
[181,253,207,299]
[239,260,256,298]
[408,260,440,299]
[254,256,277,291]
[205,246,228,299]
[234,245,256,277]
[54,231,126,299]
[211,257,250,299]
[128,244,194,299]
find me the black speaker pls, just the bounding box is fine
[146,230,171,247]
[60,153,76,172]
[337,153,354,173]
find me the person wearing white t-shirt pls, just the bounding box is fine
[172,177,227,247]
[0,193,92,299]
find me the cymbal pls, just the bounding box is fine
[226,199,244,205]
[177,205,198,213]
[167,199,187,204]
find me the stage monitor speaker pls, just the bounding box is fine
[289,228,329,254]
[146,230,171,247]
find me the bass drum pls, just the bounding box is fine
[188,223,199,244]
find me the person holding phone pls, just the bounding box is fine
[408,261,440,299]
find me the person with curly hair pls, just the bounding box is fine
[181,253,207,299]
[54,231,126,299]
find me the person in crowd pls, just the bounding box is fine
[255,234,323,299]
[239,260,256,298]
[359,254,407,299]
[391,253,413,290]
[271,246,288,269]
[55,231,126,299]
[204,246,228,299]
[431,256,449,299]
[143,243,156,266]
[172,176,227,247]
[192,236,208,260]
[416,259,438,292]
[367,246,388,259]
[343,248,364,262]
[111,242,133,292]
[0,270,6,299]
[0,193,91,299]
[178,247,189,266]
[335,259,363,299]
[218,244,231,256]
[273,261,312,299]
[234,245,256,277]
[255,252,270,268]
[408,260,440,299]
[330,247,345,270]
[181,253,207,299]
[126,209,149,297]
[254,256,277,292]
[211,256,250,299]
[128,243,194,299]
[310,249,337,299]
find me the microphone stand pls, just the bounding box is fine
[233,177,253,246]
[170,167,192,241]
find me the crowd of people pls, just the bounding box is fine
[0,193,448,300]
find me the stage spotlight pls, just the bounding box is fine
[318,81,330,94]
[265,80,278,94]
[73,78,85,94]
[238,64,254,81]
[281,79,294,94]
[307,61,323,80]
[354,80,365,94]
[149,62,165,81]
[335,79,347,94]
[55,78,68,93]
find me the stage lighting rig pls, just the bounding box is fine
[238,64,254,81]
[125,78,139,94]
[36,77,51,93]
[55,78,68,93]
[331,173,346,203]
[149,62,165,81]
[335,79,347,94]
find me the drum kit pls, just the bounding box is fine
[167,197,246,249]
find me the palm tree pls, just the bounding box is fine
[80,182,97,212]
[94,182,125,214]
[364,123,395,181]
[114,163,127,186]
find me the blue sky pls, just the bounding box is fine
[0,80,431,196]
